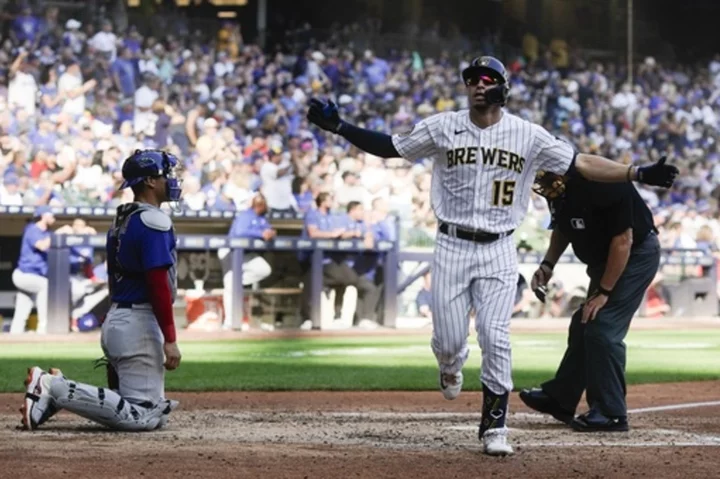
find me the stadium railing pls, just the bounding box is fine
[3,207,717,333]
[46,234,398,334]
[44,234,718,334]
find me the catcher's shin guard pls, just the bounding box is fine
[48,376,172,431]
[479,383,509,436]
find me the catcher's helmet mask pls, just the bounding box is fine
[461,56,510,106]
[120,149,183,203]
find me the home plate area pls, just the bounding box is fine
[4,409,720,451]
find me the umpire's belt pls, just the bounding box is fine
[439,222,514,244]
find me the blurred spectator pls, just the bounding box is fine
[0,9,718,282]
[260,146,296,214]
[0,173,22,205]
[335,170,366,210]
[58,57,96,118]
[538,280,572,318]
[299,192,376,329]
[8,50,37,116]
[335,200,380,329]
[415,270,432,321]
[220,194,275,329]
[10,206,73,334]
[512,273,533,318]
[644,272,672,319]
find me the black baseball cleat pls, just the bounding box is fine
[518,388,574,425]
[571,409,629,432]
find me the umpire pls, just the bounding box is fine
[519,169,661,432]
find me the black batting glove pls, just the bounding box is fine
[636,156,679,188]
[307,98,343,133]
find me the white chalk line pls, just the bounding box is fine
[305,399,720,421]
[628,400,720,414]
[520,442,720,448]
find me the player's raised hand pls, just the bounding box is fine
[163,342,182,371]
[636,156,679,188]
[307,98,343,133]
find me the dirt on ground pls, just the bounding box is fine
[1,381,719,479]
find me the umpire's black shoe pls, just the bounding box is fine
[518,388,574,425]
[571,409,629,433]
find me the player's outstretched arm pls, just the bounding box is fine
[306,98,400,158]
[573,153,678,188]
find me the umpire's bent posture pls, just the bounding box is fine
[520,169,660,432]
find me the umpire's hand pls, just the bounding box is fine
[531,264,553,303]
[636,156,679,188]
[307,98,343,133]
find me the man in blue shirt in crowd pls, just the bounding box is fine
[220,193,275,329]
[10,206,70,334]
[338,201,382,329]
[299,193,378,330]
[364,197,398,324]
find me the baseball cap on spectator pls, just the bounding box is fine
[65,19,81,30]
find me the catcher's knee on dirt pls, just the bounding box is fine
[48,376,172,431]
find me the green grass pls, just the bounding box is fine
[0,330,719,393]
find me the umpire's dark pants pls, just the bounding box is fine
[541,232,660,418]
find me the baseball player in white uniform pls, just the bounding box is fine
[306,56,678,456]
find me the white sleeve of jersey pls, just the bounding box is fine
[391,113,443,161]
[530,125,577,175]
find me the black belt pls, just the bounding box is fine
[439,222,514,244]
[116,302,145,309]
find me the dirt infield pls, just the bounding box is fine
[1,381,719,479]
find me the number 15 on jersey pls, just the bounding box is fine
[492,180,516,206]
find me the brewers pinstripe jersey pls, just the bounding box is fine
[391,110,575,233]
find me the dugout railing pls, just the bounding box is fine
[1,206,717,334]
[43,236,719,334]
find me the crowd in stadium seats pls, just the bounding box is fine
[0,3,719,264]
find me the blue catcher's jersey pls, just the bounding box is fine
[106,203,177,304]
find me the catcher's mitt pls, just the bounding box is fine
[93,356,119,391]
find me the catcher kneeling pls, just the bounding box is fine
[20,150,183,432]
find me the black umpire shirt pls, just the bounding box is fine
[548,176,657,268]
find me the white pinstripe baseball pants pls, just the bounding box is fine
[430,232,516,395]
